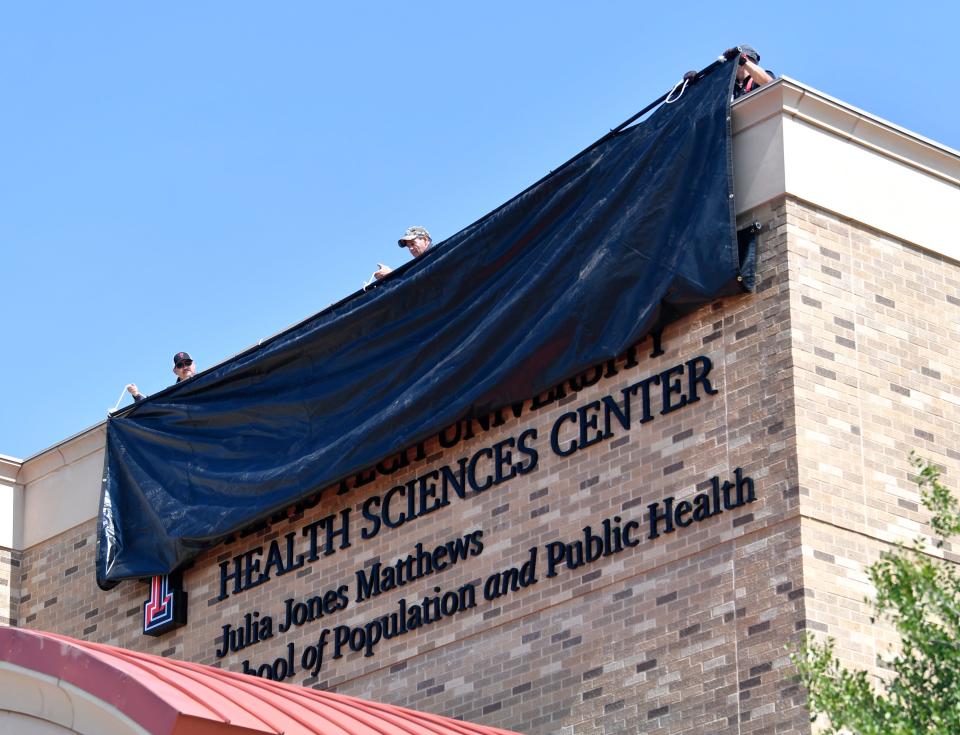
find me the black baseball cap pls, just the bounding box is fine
[739,44,760,63]
[173,351,193,366]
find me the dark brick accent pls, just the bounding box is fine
[580,476,600,490]
[813,550,835,563]
[672,428,693,443]
[748,621,770,636]
[636,658,657,673]
[821,265,842,279]
[801,295,822,309]
[819,246,840,260]
[890,383,911,397]
[735,325,758,340]
[749,662,773,676]
[663,461,684,476]
[835,335,856,349]
[815,367,836,381]
[833,316,855,330]
[583,667,603,680]
[914,428,935,442]
[648,705,670,719]
[875,294,895,308]
[656,591,677,606]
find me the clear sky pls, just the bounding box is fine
[2,1,957,460]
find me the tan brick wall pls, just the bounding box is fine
[0,546,21,626]
[784,197,960,723]
[14,195,861,734]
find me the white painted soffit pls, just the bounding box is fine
[732,76,960,260]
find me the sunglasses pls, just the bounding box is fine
[175,360,193,369]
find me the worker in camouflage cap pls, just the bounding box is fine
[373,226,433,281]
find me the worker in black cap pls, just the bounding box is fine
[724,45,774,99]
[125,351,197,403]
[171,351,196,382]
[373,226,433,281]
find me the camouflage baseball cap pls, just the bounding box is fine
[398,226,431,247]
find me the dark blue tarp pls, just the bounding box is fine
[98,60,747,584]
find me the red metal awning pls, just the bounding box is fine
[0,627,524,735]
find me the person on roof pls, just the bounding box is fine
[724,45,774,99]
[125,351,197,403]
[373,226,432,281]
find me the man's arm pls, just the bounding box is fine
[741,58,773,86]
[126,383,146,402]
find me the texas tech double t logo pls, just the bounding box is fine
[142,573,187,636]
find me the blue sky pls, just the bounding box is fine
[2,1,957,459]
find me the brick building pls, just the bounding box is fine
[2,77,959,734]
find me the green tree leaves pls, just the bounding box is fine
[794,454,960,734]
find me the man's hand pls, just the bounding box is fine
[723,47,741,61]
[373,263,393,281]
[126,383,140,397]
